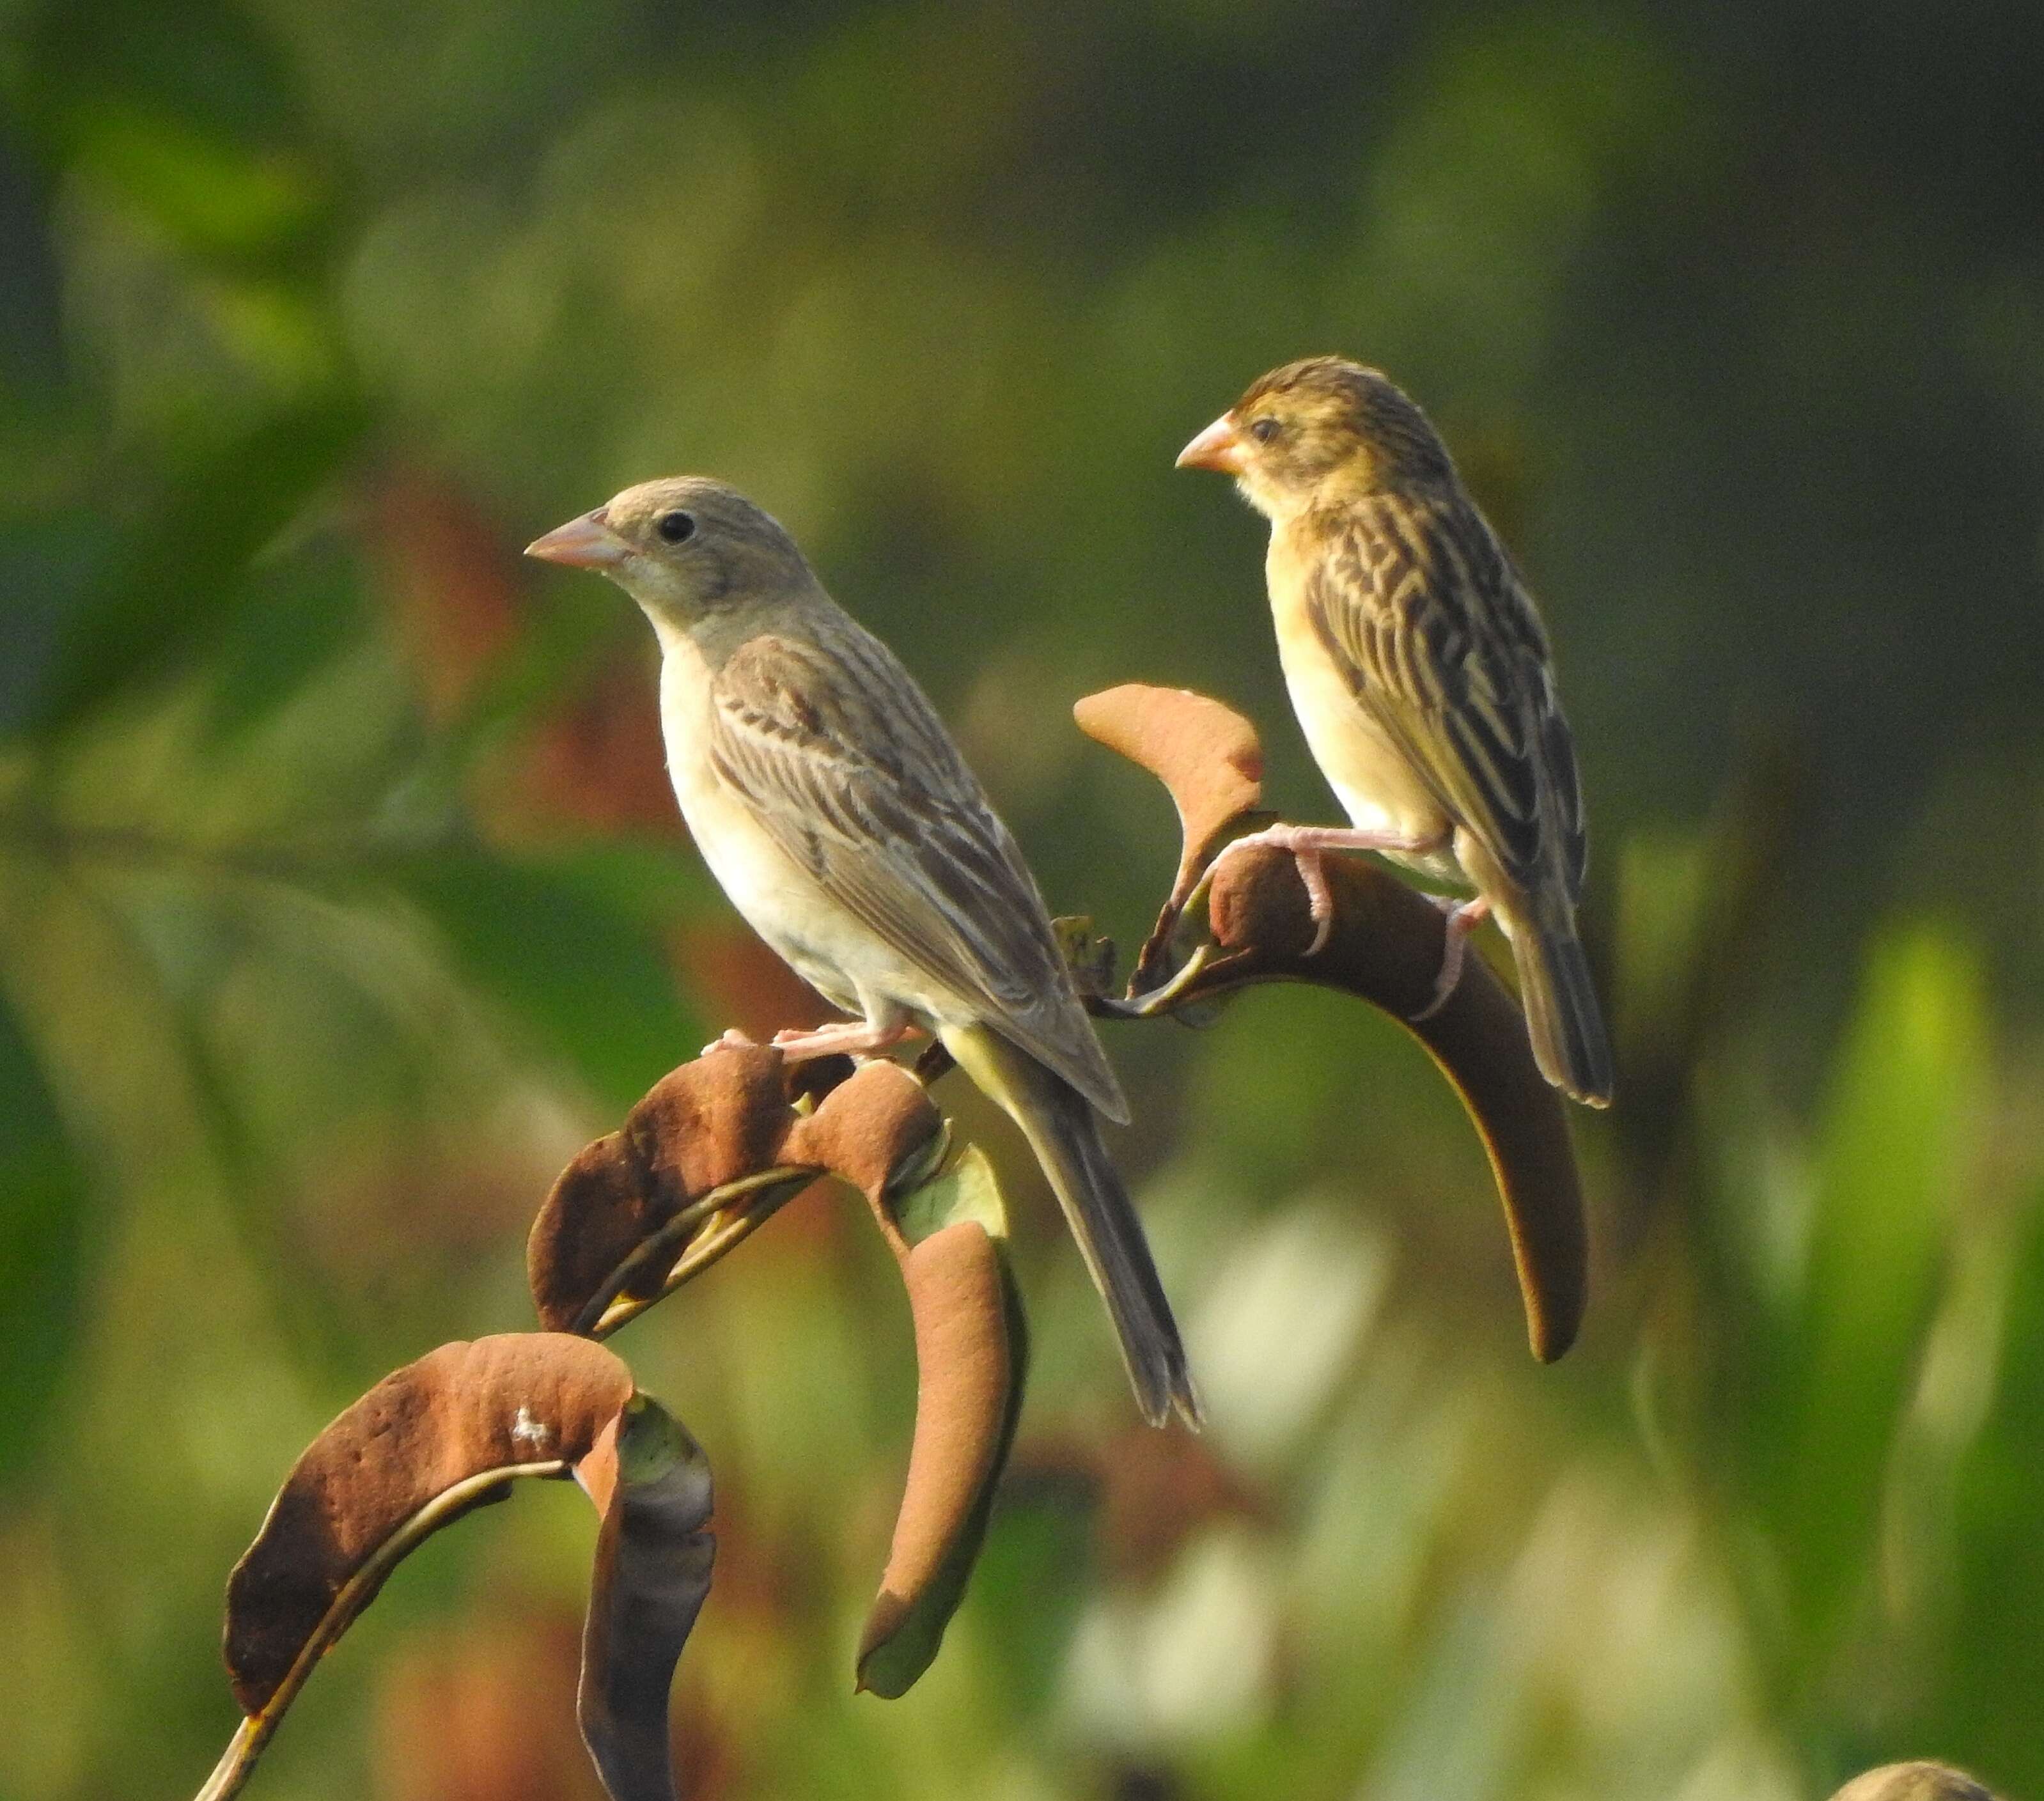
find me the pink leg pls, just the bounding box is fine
[1213,823,1447,956]
[766,1018,919,1063]
[1409,896,1491,1021]
[701,1026,760,1057]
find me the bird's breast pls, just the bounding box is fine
[651,632,949,1022]
[1265,540,1453,875]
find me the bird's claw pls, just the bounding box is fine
[1192,827,1331,958]
[701,1027,760,1057]
[1294,848,1335,956]
[1408,896,1489,1022]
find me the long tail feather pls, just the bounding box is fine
[942,1025,1201,1428]
[1508,908,1614,1108]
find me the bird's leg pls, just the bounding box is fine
[1205,823,1448,957]
[767,1018,920,1063]
[1409,894,1492,1022]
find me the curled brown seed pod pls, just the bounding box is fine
[855,1192,1022,1697]
[1076,682,1587,1361]
[202,1336,711,1801]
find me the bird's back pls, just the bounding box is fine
[701,593,1130,1122]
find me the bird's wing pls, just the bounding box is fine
[1306,494,1588,903]
[707,621,1129,1121]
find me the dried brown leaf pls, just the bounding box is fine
[785,1061,949,1218]
[623,1045,795,1208]
[528,1051,944,1337]
[577,1397,715,1801]
[852,1146,1024,1697]
[224,1334,635,1715]
[1198,844,1588,1361]
[856,1219,1016,1694]
[1073,685,1265,912]
[527,1134,651,1331]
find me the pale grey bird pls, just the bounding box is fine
[527,478,1200,1426]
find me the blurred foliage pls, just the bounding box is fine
[1,1,2042,1798]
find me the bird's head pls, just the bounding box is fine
[526,476,813,631]
[1176,357,1454,522]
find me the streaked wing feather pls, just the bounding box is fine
[1307,495,1586,901]
[708,625,1128,1119]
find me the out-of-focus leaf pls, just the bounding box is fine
[0,981,91,1482]
[0,509,111,737]
[1755,928,1986,1674]
[109,894,363,1375]
[434,577,628,769]
[393,845,701,1107]
[201,535,370,744]
[969,1464,1097,1726]
[15,0,327,265]
[26,398,369,736]
[1930,1188,2044,1796]
[576,1394,715,1801]
[61,108,320,260]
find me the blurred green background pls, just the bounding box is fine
[3,2,2043,1797]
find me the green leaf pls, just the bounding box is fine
[1758,927,1987,1674]
[0,981,92,1483]
[391,845,703,1107]
[201,538,371,744]
[1931,1190,2044,1796]
[27,397,370,737]
[15,0,327,265]
[887,1141,1010,1247]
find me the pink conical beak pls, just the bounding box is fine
[525,508,628,569]
[1175,414,1246,475]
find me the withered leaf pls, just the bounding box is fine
[1199,844,1588,1361]
[203,1340,716,1801]
[224,1334,634,1715]
[1073,684,1265,911]
[530,1052,945,1337]
[577,1396,716,1801]
[856,1147,1026,1697]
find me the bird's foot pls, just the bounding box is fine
[701,1027,761,1057]
[767,1019,919,1064]
[1408,895,1492,1022]
[1206,822,1445,958]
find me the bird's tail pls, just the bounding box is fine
[1505,901,1614,1109]
[940,1024,1201,1429]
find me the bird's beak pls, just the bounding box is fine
[525,508,629,569]
[1175,414,1247,475]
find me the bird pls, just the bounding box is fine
[1176,356,1613,1107]
[526,478,1201,1426]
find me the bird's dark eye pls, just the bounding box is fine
[656,510,696,543]
[1249,417,1280,444]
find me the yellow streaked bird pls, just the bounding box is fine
[1178,357,1612,1107]
[528,479,1201,1424]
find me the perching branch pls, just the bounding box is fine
[1072,683,1587,1362]
[527,1047,1025,1700]
[194,680,1596,1801]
